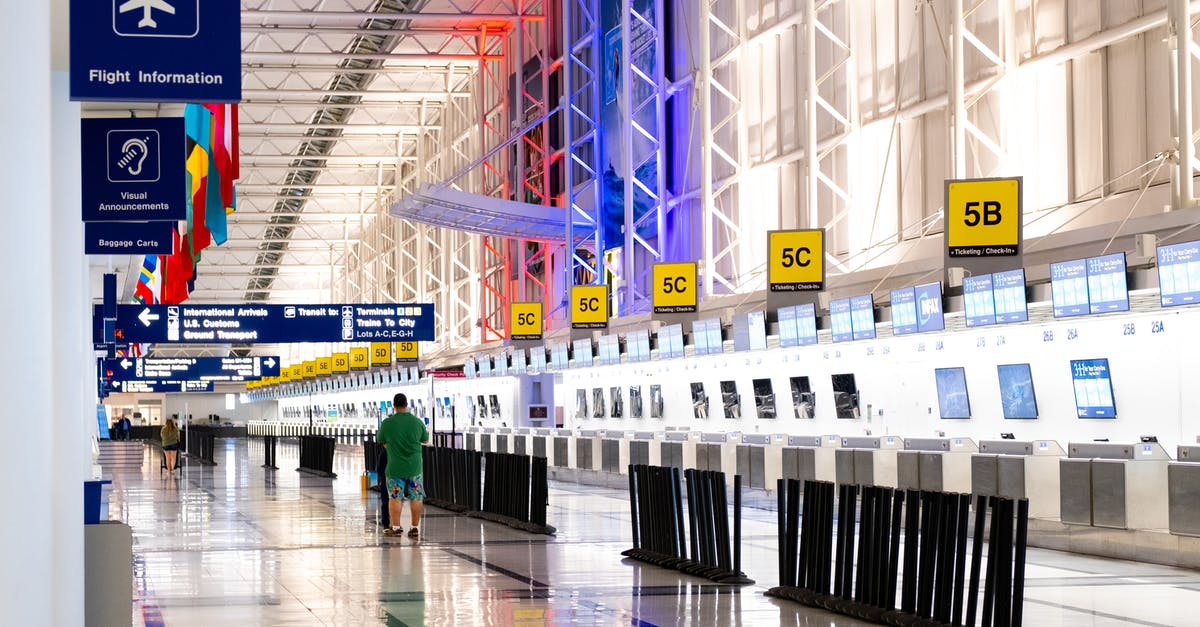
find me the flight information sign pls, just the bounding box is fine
[108,380,213,393]
[93,303,435,344]
[103,356,279,382]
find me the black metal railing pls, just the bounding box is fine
[296,436,337,478]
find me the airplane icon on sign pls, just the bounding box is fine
[118,0,175,29]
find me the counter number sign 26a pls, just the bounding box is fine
[510,302,544,340]
[571,285,608,330]
[945,177,1022,258]
[652,262,699,313]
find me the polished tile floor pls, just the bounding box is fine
[99,438,1200,626]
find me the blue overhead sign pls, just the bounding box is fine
[85,221,174,255]
[81,117,186,222]
[70,0,241,102]
[93,303,436,344]
[109,380,213,393]
[104,356,281,382]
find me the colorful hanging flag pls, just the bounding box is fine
[133,254,162,305]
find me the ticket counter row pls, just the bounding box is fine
[247,420,377,442]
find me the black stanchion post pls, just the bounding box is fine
[777,480,788,587]
[886,490,904,611]
[790,480,805,589]
[995,498,1014,627]
[671,467,687,560]
[1012,498,1029,627]
[981,497,1000,627]
[628,466,641,550]
[733,474,743,577]
[713,472,732,573]
[901,490,919,614]
[916,491,936,618]
[834,484,848,598]
[965,494,987,627]
[686,469,700,563]
[952,493,970,625]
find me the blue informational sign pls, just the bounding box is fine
[1051,258,1090,317]
[992,269,1028,323]
[963,274,996,327]
[84,221,174,255]
[850,295,876,341]
[103,356,280,383]
[1157,240,1200,306]
[1070,358,1116,418]
[92,303,436,344]
[997,363,1038,419]
[96,405,111,439]
[915,282,945,333]
[830,298,853,343]
[81,117,186,222]
[70,0,241,102]
[890,288,918,335]
[779,303,818,347]
[109,380,213,393]
[1086,253,1129,314]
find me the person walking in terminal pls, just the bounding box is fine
[378,392,430,539]
[161,418,180,474]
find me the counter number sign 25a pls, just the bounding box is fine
[945,177,1022,258]
[571,285,608,330]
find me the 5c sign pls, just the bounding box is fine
[571,285,608,329]
[510,302,543,340]
[768,229,825,292]
[652,262,699,313]
[945,177,1021,257]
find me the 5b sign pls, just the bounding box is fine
[946,177,1022,257]
[653,262,698,313]
[571,285,608,329]
[768,229,825,291]
[510,302,543,340]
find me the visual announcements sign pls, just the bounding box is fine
[82,117,187,222]
[945,177,1022,258]
[70,0,241,102]
[93,303,436,344]
[104,356,280,382]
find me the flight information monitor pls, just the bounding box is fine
[890,288,917,335]
[850,294,876,341]
[934,367,971,419]
[1086,252,1129,314]
[997,363,1038,419]
[778,303,818,347]
[1051,258,1090,317]
[1158,239,1200,306]
[1070,358,1116,418]
[992,269,1029,323]
[830,298,853,343]
[962,274,996,327]
[915,282,945,333]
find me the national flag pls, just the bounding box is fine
[133,254,162,305]
[161,225,193,305]
[184,104,212,259]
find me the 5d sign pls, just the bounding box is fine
[652,262,698,314]
[945,177,1022,257]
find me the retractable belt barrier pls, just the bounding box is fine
[261,434,278,470]
[622,464,754,585]
[422,446,481,513]
[415,444,556,535]
[296,436,337,478]
[182,430,216,466]
[766,480,1029,626]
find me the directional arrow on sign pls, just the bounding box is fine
[119,359,132,369]
[138,308,160,327]
[264,358,276,368]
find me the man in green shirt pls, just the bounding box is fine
[378,392,430,538]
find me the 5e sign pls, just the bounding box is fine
[653,262,698,313]
[768,229,825,291]
[510,302,544,340]
[945,177,1022,257]
[571,285,608,329]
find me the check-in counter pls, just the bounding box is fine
[1168,446,1200,537]
[898,438,977,494]
[553,433,571,468]
[532,428,552,461]
[599,432,622,473]
[511,429,530,456]
[575,429,600,471]
[835,436,904,487]
[629,431,656,467]
[660,431,693,470]
[697,432,740,476]
[781,435,841,485]
[972,439,1064,519]
[735,434,787,489]
[493,428,513,454]
[1060,441,1171,530]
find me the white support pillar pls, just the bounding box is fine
[1169,0,1196,208]
[950,0,967,179]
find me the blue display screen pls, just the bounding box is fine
[997,363,1038,419]
[704,318,724,353]
[691,319,709,355]
[795,303,818,346]
[659,324,684,358]
[1158,240,1200,306]
[963,274,996,327]
[1051,259,1090,317]
[934,367,970,419]
[778,305,799,347]
[573,339,594,366]
[890,288,917,335]
[1070,358,1116,418]
[915,282,945,333]
[747,311,767,351]
[830,298,853,343]
[850,295,876,341]
[1086,253,1129,314]
[992,269,1029,323]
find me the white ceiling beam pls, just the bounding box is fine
[240,11,520,25]
[241,123,439,133]
[243,52,491,65]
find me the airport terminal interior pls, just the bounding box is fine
[11,0,1200,625]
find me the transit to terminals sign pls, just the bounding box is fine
[945,177,1022,258]
[70,0,242,102]
[92,303,435,344]
[103,356,280,382]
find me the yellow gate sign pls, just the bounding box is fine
[510,302,544,340]
[945,177,1022,257]
[349,347,369,370]
[768,229,825,292]
[331,352,349,373]
[370,342,392,366]
[316,356,332,377]
[394,341,419,363]
[571,285,608,329]
[652,262,699,313]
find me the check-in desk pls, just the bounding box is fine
[629,432,656,468]
[1060,442,1170,530]
[575,429,601,471]
[781,435,841,485]
[660,431,692,470]
[552,432,571,468]
[898,438,977,494]
[835,436,904,487]
[697,432,740,476]
[735,434,787,489]
[531,428,551,461]
[511,428,529,456]
[493,428,513,454]
[971,440,1064,520]
[1168,446,1200,537]
[599,432,623,473]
